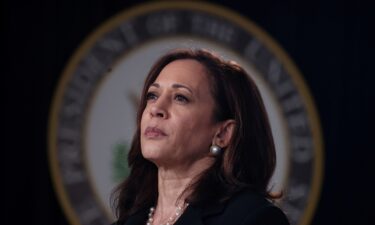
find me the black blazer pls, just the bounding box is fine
[115,190,290,225]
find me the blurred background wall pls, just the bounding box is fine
[3,0,373,225]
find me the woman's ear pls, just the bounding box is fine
[213,119,236,148]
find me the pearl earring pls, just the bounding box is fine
[210,145,222,156]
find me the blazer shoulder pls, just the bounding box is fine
[204,190,289,225]
[242,204,290,225]
[226,189,275,211]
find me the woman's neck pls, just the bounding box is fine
[153,157,214,224]
[151,171,190,225]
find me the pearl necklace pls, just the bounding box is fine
[146,202,189,225]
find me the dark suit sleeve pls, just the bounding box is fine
[241,205,290,225]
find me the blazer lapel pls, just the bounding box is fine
[123,202,226,225]
[174,202,225,225]
[201,202,225,218]
[174,205,204,225]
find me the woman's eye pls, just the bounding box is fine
[175,94,189,103]
[146,92,158,101]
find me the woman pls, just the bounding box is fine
[112,49,290,225]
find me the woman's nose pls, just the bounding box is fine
[150,100,168,118]
[150,106,167,118]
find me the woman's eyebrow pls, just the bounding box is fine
[171,83,193,94]
[150,83,192,94]
[150,83,160,88]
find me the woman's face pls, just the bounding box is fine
[140,59,219,168]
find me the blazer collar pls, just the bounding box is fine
[173,205,204,225]
[123,201,226,225]
[174,201,226,225]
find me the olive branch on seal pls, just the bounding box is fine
[112,142,130,183]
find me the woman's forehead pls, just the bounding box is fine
[154,59,209,87]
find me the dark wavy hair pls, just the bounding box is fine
[112,49,277,223]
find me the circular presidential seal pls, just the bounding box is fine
[48,2,324,225]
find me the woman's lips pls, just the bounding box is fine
[144,127,167,138]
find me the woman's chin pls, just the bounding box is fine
[142,152,178,168]
[142,150,164,163]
